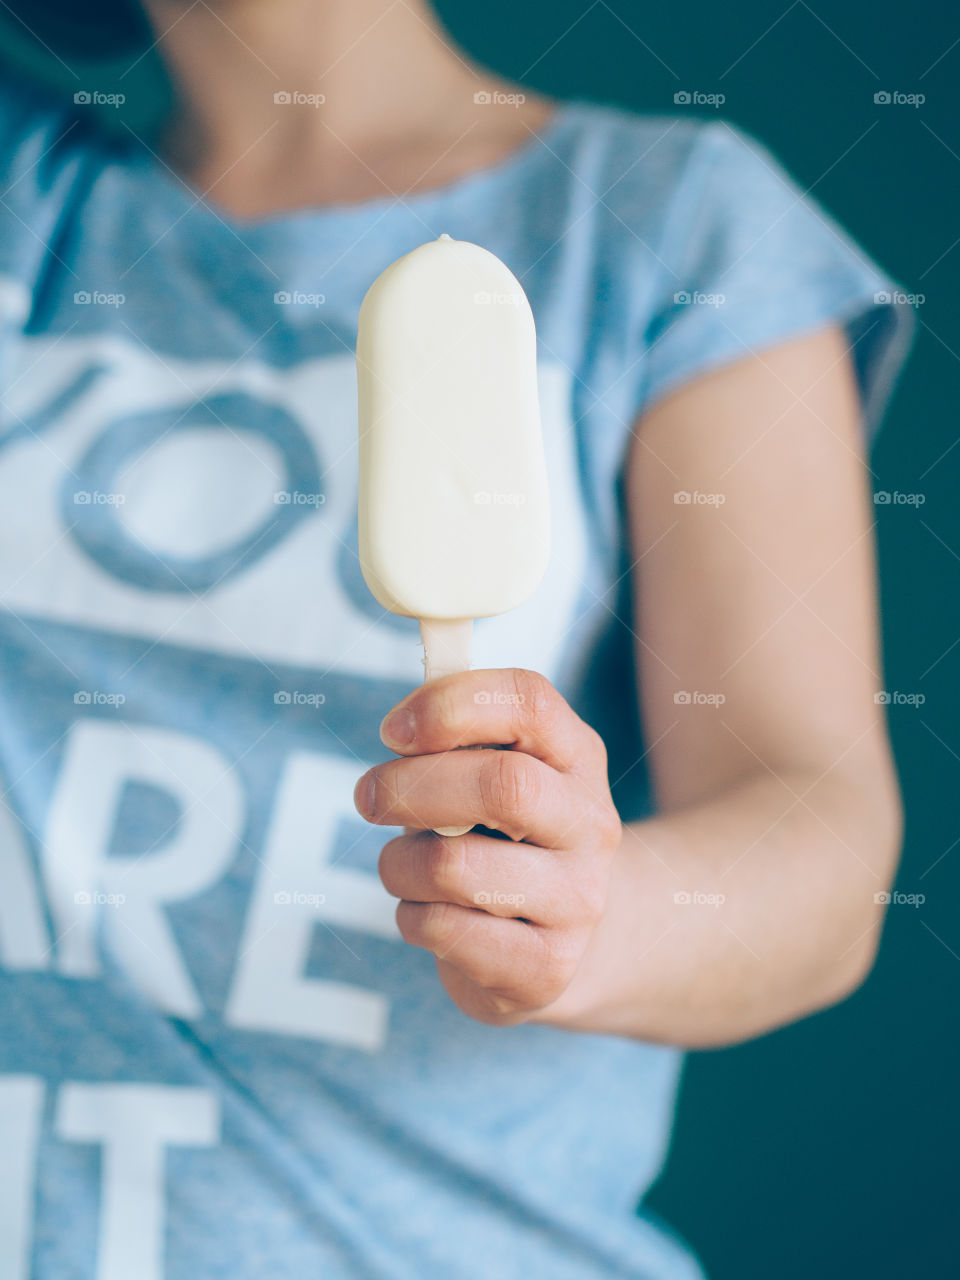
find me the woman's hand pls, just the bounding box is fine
[354,669,622,1026]
[355,330,901,1048]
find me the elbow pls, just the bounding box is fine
[760,764,904,1034]
[814,773,904,1012]
[818,918,882,1010]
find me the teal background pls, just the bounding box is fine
[1,2,957,1275]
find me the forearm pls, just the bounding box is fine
[541,761,902,1047]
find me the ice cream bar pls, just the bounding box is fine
[356,235,550,835]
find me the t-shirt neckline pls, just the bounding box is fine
[129,101,580,241]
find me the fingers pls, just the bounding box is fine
[355,746,608,848]
[378,829,606,926]
[366,669,622,1027]
[394,900,583,1015]
[378,668,607,776]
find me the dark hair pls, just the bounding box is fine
[1,0,150,58]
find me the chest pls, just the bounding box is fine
[0,318,587,680]
[0,312,591,1053]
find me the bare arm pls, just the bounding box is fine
[543,326,902,1045]
[358,327,901,1048]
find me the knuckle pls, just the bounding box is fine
[475,930,576,1014]
[418,900,460,950]
[480,990,525,1021]
[578,869,610,926]
[422,833,467,896]
[423,683,461,739]
[556,855,609,927]
[536,930,581,995]
[574,777,621,852]
[396,899,458,951]
[594,801,622,852]
[479,750,542,827]
[511,668,558,728]
[583,725,609,773]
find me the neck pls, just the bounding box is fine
[143,0,552,215]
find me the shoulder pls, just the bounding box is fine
[547,102,910,427]
[555,101,797,232]
[543,101,818,301]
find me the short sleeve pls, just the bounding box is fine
[639,122,914,434]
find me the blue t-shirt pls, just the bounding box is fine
[0,78,911,1280]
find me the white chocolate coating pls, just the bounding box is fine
[356,236,550,621]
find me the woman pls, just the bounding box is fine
[0,1,911,1276]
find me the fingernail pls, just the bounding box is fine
[355,772,377,819]
[380,707,416,747]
